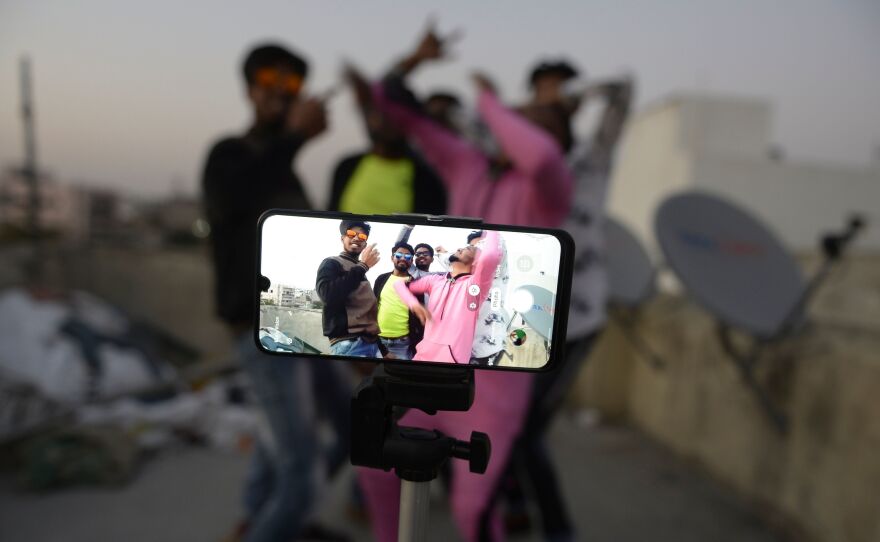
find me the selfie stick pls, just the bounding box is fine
[351,364,491,541]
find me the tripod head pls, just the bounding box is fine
[351,363,490,482]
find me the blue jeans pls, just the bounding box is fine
[237,333,351,542]
[329,336,380,358]
[380,336,412,360]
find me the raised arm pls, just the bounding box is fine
[591,78,634,157]
[370,24,484,189]
[437,252,451,271]
[472,230,503,287]
[396,224,414,245]
[373,82,483,189]
[476,87,572,207]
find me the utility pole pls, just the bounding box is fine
[20,55,43,279]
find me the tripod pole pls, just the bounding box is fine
[351,365,490,540]
[399,480,431,542]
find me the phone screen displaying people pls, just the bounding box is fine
[258,213,568,370]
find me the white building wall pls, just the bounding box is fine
[676,94,771,159]
[607,100,692,255]
[277,285,296,306]
[692,156,880,251]
[608,93,880,254]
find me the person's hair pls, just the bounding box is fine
[339,220,371,235]
[392,242,414,255]
[528,59,579,87]
[467,230,484,244]
[242,44,309,86]
[414,243,434,256]
[425,91,461,107]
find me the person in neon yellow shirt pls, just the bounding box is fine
[328,64,446,215]
[371,242,424,359]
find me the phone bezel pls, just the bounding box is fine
[254,209,575,373]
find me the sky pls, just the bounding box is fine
[260,215,562,296]
[1,0,879,206]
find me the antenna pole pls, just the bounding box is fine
[20,56,43,279]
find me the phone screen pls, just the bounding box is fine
[256,211,573,371]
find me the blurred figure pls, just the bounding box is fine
[355,23,572,542]
[504,60,635,541]
[327,64,446,215]
[202,43,350,542]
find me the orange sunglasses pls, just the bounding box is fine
[254,68,303,95]
[345,229,368,241]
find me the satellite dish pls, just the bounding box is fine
[655,192,805,339]
[604,216,655,307]
[515,285,555,341]
[655,194,863,433]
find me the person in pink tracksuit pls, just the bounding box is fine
[356,24,573,542]
[393,229,502,364]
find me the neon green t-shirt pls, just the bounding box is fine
[338,155,415,214]
[378,275,411,338]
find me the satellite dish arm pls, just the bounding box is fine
[773,214,866,339]
[716,324,788,433]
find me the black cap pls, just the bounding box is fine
[528,59,579,87]
[467,230,484,244]
[243,43,309,85]
[340,219,371,235]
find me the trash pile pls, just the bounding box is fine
[0,287,260,490]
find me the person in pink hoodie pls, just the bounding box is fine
[394,229,502,364]
[356,23,573,542]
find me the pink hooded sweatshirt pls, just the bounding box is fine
[394,229,502,364]
[357,84,572,542]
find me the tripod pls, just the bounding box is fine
[351,363,491,541]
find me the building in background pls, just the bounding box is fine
[261,285,318,308]
[0,169,209,248]
[608,94,880,255]
[0,168,88,240]
[135,195,206,247]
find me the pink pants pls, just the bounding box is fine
[356,371,533,541]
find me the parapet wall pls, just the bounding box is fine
[571,254,880,542]
[3,245,877,540]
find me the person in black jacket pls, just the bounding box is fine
[315,220,383,358]
[372,242,426,359]
[327,64,446,215]
[201,44,350,542]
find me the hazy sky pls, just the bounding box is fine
[1,0,878,206]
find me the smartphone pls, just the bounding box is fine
[255,210,574,371]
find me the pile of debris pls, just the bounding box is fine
[0,287,260,490]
